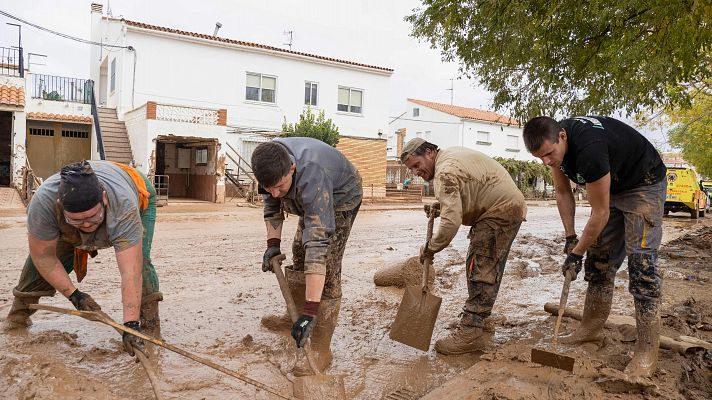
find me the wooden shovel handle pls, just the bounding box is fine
[29,304,294,400]
[270,255,323,376]
[421,203,439,291]
[552,270,573,348]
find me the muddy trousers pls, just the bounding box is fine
[291,203,360,300]
[583,179,666,301]
[7,172,162,325]
[461,220,522,328]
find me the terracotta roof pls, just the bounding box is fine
[408,98,519,126]
[118,18,393,73]
[27,112,92,123]
[0,85,25,108]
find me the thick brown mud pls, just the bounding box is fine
[0,202,710,399]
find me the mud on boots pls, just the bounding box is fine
[559,280,614,346]
[399,138,526,356]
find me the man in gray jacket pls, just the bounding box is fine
[251,137,361,376]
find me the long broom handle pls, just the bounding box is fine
[30,304,294,400]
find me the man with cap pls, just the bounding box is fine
[251,137,362,375]
[522,116,666,379]
[2,160,162,356]
[400,138,527,354]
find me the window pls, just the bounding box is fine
[29,128,54,136]
[246,73,277,103]
[413,107,420,117]
[337,87,363,114]
[62,130,89,139]
[506,135,520,152]
[195,148,208,165]
[476,130,491,145]
[110,58,116,92]
[304,81,318,106]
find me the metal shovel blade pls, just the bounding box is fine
[530,348,575,372]
[389,285,442,351]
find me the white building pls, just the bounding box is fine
[88,4,393,202]
[390,99,536,162]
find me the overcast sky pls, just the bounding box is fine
[0,0,668,148]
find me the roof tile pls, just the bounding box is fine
[0,85,25,108]
[408,98,518,126]
[119,19,393,73]
[27,112,92,123]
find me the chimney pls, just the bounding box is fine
[396,128,406,159]
[91,3,103,13]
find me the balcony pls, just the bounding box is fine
[30,74,92,104]
[0,47,22,78]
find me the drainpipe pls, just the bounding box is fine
[128,46,136,110]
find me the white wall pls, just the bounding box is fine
[394,100,536,161]
[91,17,391,140]
[11,111,26,187]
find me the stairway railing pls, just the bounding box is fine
[89,80,106,160]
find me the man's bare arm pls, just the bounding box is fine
[552,166,576,236]
[116,243,142,323]
[28,235,76,297]
[572,173,611,255]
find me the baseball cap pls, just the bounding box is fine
[400,138,426,163]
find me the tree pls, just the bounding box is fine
[665,89,712,177]
[407,1,712,121]
[282,107,340,146]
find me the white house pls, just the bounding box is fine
[390,99,536,162]
[88,3,393,202]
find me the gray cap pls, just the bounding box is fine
[400,137,426,163]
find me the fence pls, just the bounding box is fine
[30,74,92,104]
[0,47,22,77]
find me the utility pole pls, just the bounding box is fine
[283,30,294,50]
[446,78,454,105]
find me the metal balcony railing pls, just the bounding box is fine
[31,74,92,104]
[0,46,23,77]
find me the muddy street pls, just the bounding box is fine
[0,202,709,399]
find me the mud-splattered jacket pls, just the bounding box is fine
[263,137,362,275]
[429,147,527,252]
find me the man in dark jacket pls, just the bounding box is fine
[251,137,361,376]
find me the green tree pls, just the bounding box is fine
[282,107,340,146]
[666,89,712,177]
[407,1,712,121]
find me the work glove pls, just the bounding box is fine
[564,234,579,255]
[419,241,435,265]
[122,320,145,356]
[562,253,584,281]
[291,301,319,348]
[262,238,282,272]
[68,289,102,312]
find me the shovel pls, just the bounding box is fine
[270,255,347,400]
[531,269,576,371]
[30,304,294,400]
[389,203,442,351]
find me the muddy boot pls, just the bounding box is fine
[434,323,490,355]
[560,281,613,345]
[261,267,305,331]
[293,298,341,376]
[1,293,43,331]
[623,299,660,379]
[140,292,163,338]
[373,256,435,288]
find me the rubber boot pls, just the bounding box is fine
[373,256,435,288]
[293,298,341,376]
[623,299,660,379]
[140,292,163,338]
[2,296,40,331]
[261,267,305,331]
[560,281,614,345]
